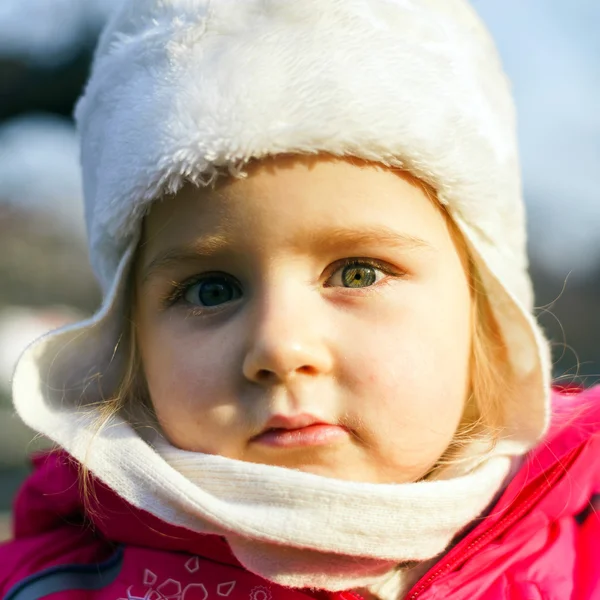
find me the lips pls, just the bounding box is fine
[263,413,326,431]
[251,414,350,449]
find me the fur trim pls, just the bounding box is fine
[77,0,523,289]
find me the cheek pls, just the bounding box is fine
[137,320,239,444]
[339,287,471,455]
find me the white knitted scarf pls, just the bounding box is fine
[111,426,514,595]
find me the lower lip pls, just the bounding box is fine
[253,424,350,448]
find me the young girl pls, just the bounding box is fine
[2,1,599,599]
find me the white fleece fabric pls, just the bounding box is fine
[12,0,551,596]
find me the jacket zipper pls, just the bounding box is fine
[404,446,581,599]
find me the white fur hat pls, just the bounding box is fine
[13,0,550,475]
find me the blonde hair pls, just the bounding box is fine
[419,178,510,474]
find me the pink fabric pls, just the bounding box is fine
[1,386,599,600]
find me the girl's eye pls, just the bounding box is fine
[327,260,387,288]
[183,275,242,307]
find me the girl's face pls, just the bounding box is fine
[135,155,473,483]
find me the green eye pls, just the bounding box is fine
[340,264,378,288]
[184,276,242,307]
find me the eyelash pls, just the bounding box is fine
[160,257,404,311]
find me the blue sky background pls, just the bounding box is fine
[473,0,600,276]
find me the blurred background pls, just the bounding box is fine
[0,0,598,537]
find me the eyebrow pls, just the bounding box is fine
[302,226,434,254]
[141,225,434,284]
[141,233,230,283]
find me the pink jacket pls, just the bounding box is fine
[1,386,599,600]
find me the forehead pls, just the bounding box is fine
[142,155,448,247]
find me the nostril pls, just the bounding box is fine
[251,364,318,383]
[256,368,275,381]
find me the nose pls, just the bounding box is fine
[242,287,333,385]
